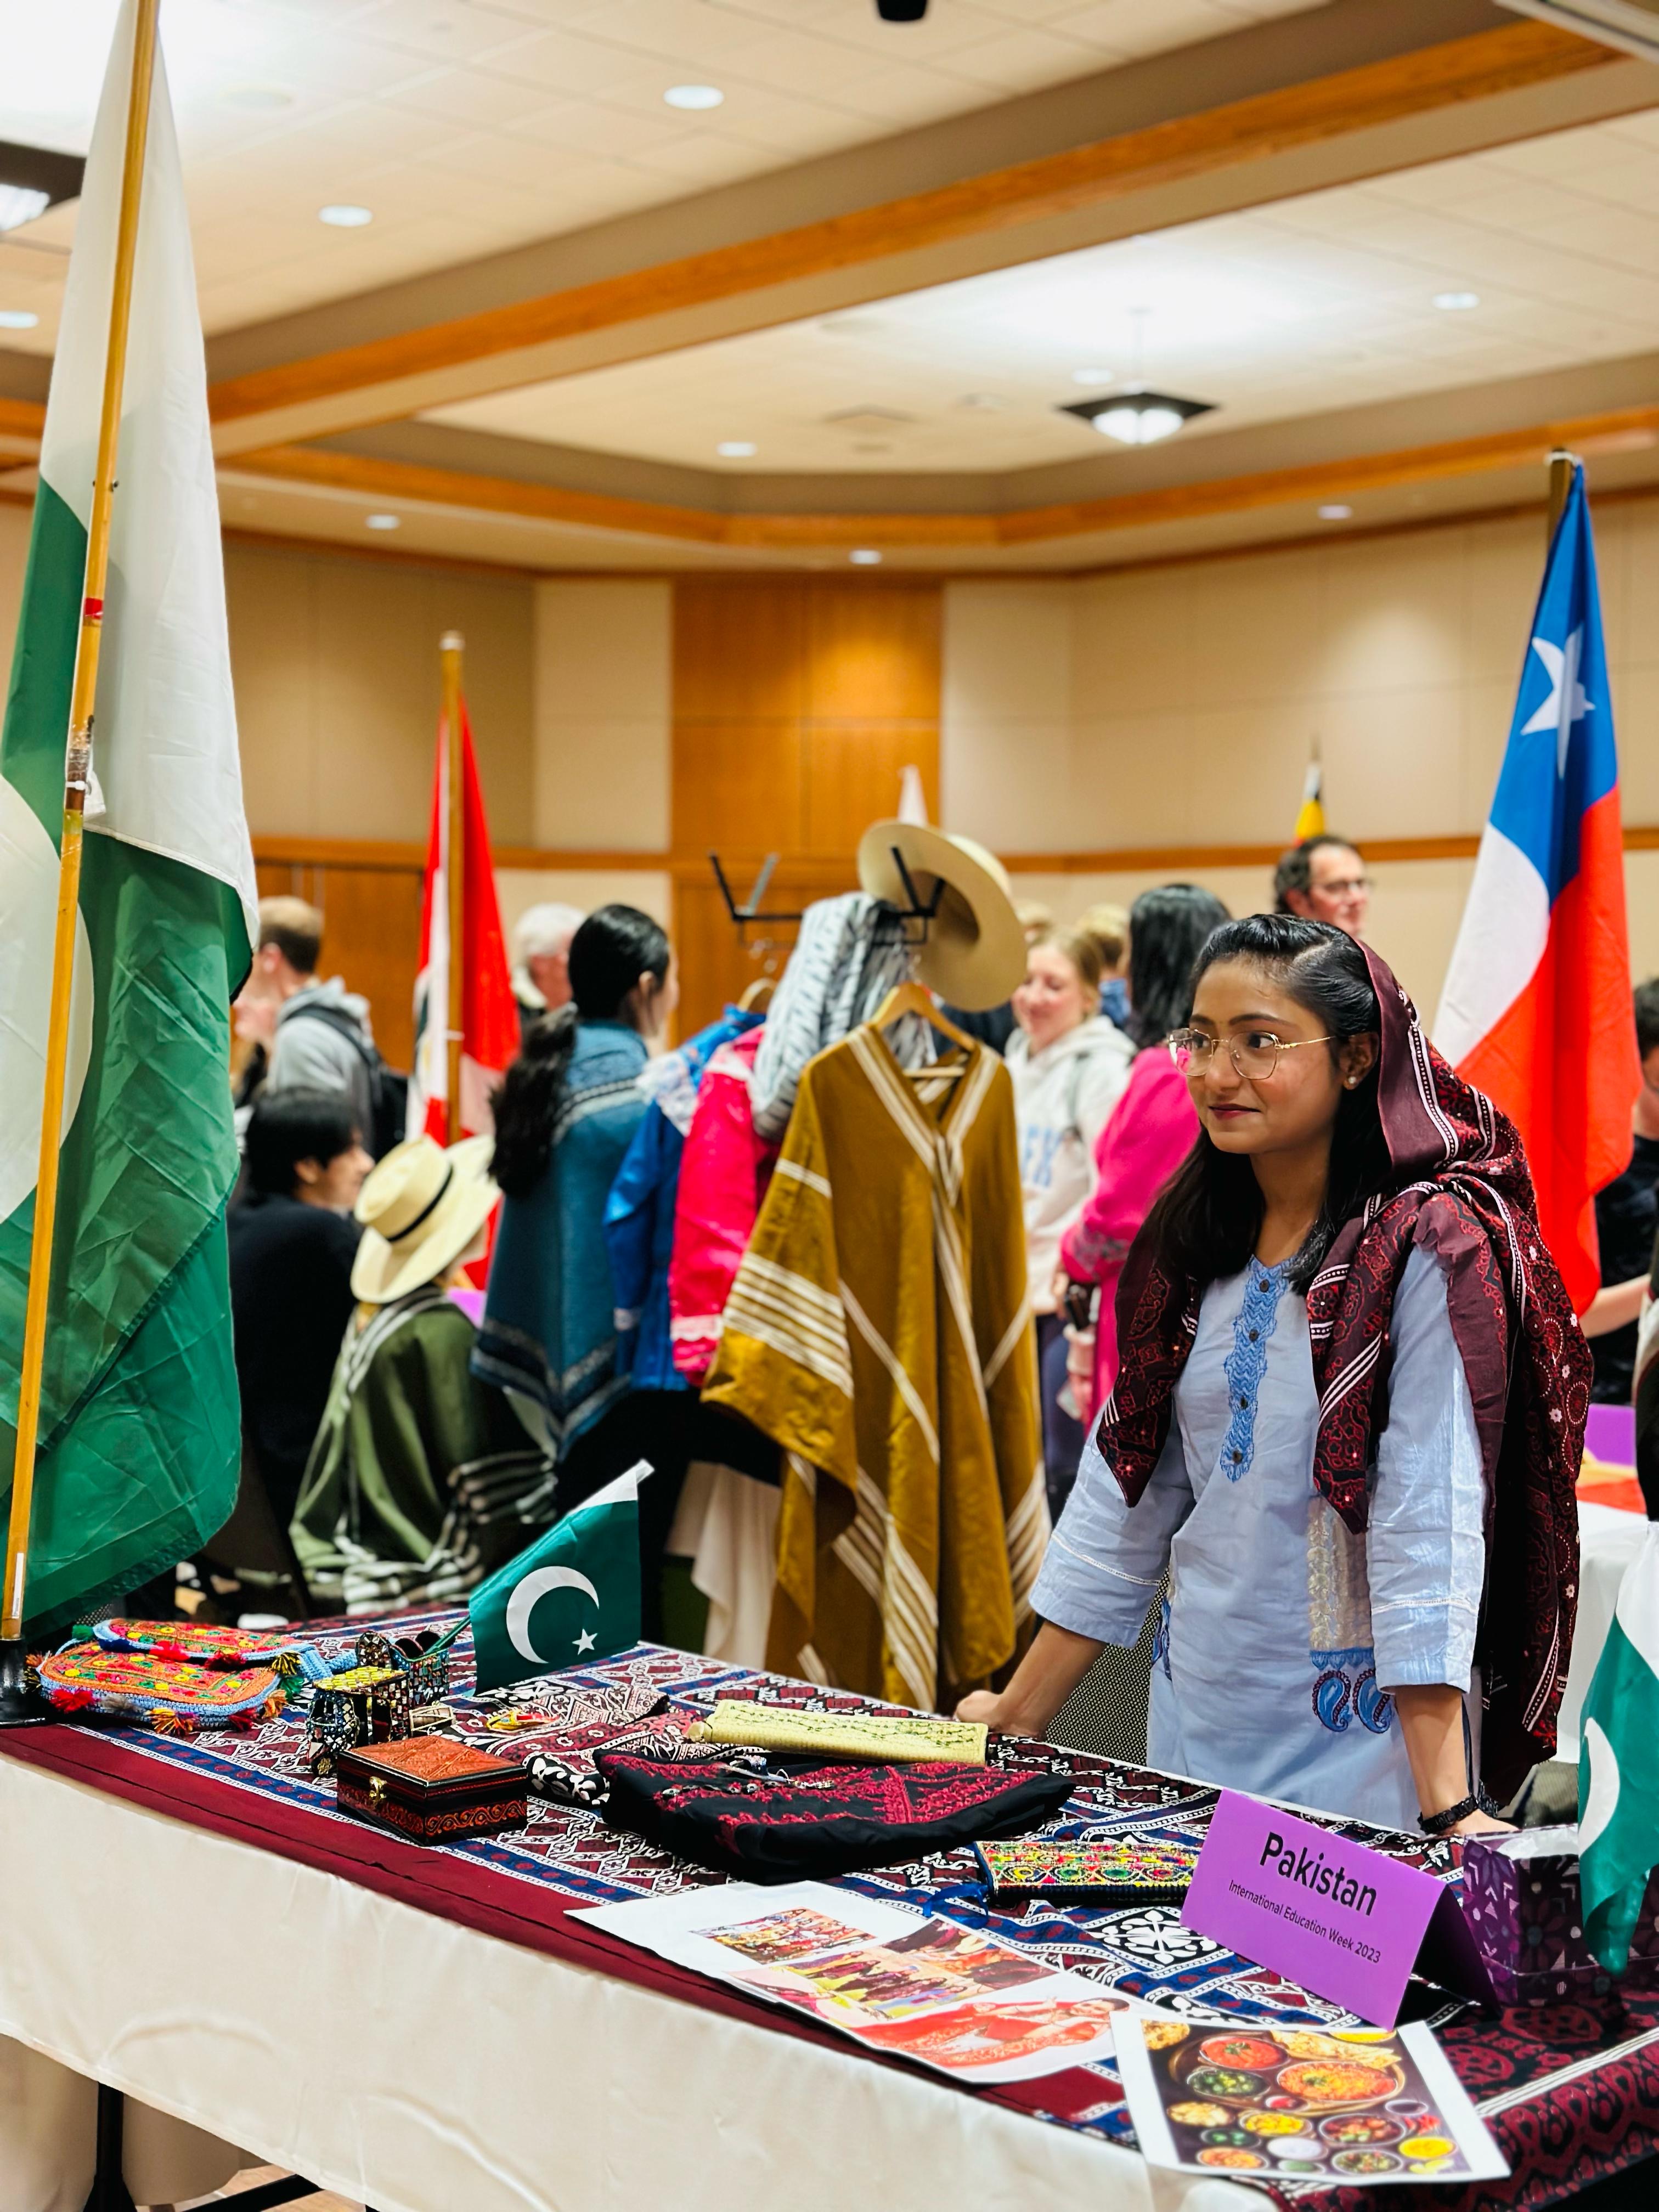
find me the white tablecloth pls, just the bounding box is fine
[1558,1502,1650,1764]
[0,1754,1257,2212]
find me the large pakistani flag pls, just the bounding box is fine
[1578,1525,1659,1974]
[0,2,257,1629]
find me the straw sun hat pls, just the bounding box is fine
[856,820,1028,1012]
[350,1133,498,1305]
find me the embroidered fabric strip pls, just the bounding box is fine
[1215,1261,1289,1481]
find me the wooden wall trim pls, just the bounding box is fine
[205,22,1609,436]
[252,829,1659,878]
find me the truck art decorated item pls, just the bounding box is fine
[35,1641,286,1733]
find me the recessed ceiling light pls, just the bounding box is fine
[0,308,40,329]
[664,84,723,109]
[1071,367,1115,387]
[1060,390,1216,446]
[849,548,883,566]
[716,440,757,458]
[365,513,400,531]
[1318,503,1353,521]
[319,204,373,228]
[1432,290,1480,311]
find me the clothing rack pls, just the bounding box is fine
[707,847,946,945]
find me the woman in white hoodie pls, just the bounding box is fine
[1006,927,1134,1511]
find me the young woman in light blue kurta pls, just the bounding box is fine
[964,916,1588,1842]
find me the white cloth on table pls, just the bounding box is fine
[667,1460,780,1668]
[0,1753,1221,2212]
[1032,1245,1487,1832]
[0,2035,242,2212]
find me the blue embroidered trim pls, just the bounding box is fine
[1216,1258,1291,1482]
[1310,1648,1395,1735]
[1153,1595,1172,1682]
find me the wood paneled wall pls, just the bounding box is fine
[671,578,941,1035]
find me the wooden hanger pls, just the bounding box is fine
[738,974,775,1012]
[866,977,975,1076]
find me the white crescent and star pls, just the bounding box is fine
[504,1565,601,1663]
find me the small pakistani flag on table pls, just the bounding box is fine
[469,1462,650,1692]
[1578,1523,1659,1973]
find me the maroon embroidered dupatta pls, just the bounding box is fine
[1097,945,1590,1797]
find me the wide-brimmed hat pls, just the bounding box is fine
[856,820,1027,1012]
[351,1134,498,1306]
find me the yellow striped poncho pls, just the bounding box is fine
[703,1026,1046,1713]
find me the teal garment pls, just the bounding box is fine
[473,1021,650,1458]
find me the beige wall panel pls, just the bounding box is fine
[496,866,672,940]
[1069,710,1196,849]
[947,715,1074,851]
[533,580,670,851]
[225,546,318,837]
[0,504,30,695]
[943,582,1073,728]
[224,541,533,844]
[1623,851,1659,990]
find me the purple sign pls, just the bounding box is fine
[1182,1791,1495,2027]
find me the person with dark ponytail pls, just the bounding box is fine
[475,905,675,1514]
[963,916,1589,1840]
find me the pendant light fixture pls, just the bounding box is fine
[1057,301,1215,446]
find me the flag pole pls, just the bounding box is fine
[441,630,465,1144]
[0,0,161,1716]
[1547,447,1576,542]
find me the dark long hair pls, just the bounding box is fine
[1125,884,1233,1048]
[490,903,670,1199]
[1144,913,1392,1293]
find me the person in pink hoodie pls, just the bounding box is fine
[1056,887,1231,1465]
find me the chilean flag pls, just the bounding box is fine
[1436,464,1639,1312]
[409,698,518,1143]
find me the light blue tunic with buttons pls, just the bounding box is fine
[1030,1245,1487,1832]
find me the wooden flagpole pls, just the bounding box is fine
[441,630,465,1145]
[0,0,161,1688]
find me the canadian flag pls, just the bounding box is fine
[410,697,518,1141]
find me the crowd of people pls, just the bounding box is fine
[216,826,1654,1838]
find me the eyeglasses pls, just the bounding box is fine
[1167,1028,1335,1081]
[1314,875,1372,898]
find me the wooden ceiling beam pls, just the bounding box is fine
[205,20,1622,456]
[227,398,1659,555]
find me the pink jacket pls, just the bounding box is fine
[1058,1047,1199,1415]
[669,1028,778,1384]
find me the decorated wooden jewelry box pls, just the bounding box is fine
[335,1735,528,1844]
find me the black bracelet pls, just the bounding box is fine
[1418,1785,1499,1837]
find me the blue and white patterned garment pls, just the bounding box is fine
[1031,1244,1487,1831]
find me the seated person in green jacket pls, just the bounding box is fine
[291,1132,528,1615]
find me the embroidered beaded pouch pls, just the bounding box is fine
[88,1618,303,1675]
[36,1641,286,1733]
[972,1836,1198,1903]
[336,1735,529,1844]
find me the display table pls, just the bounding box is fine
[0,1621,1655,2212]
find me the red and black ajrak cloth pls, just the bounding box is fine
[1097,943,1590,1800]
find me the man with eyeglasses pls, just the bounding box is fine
[1273,834,1370,940]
